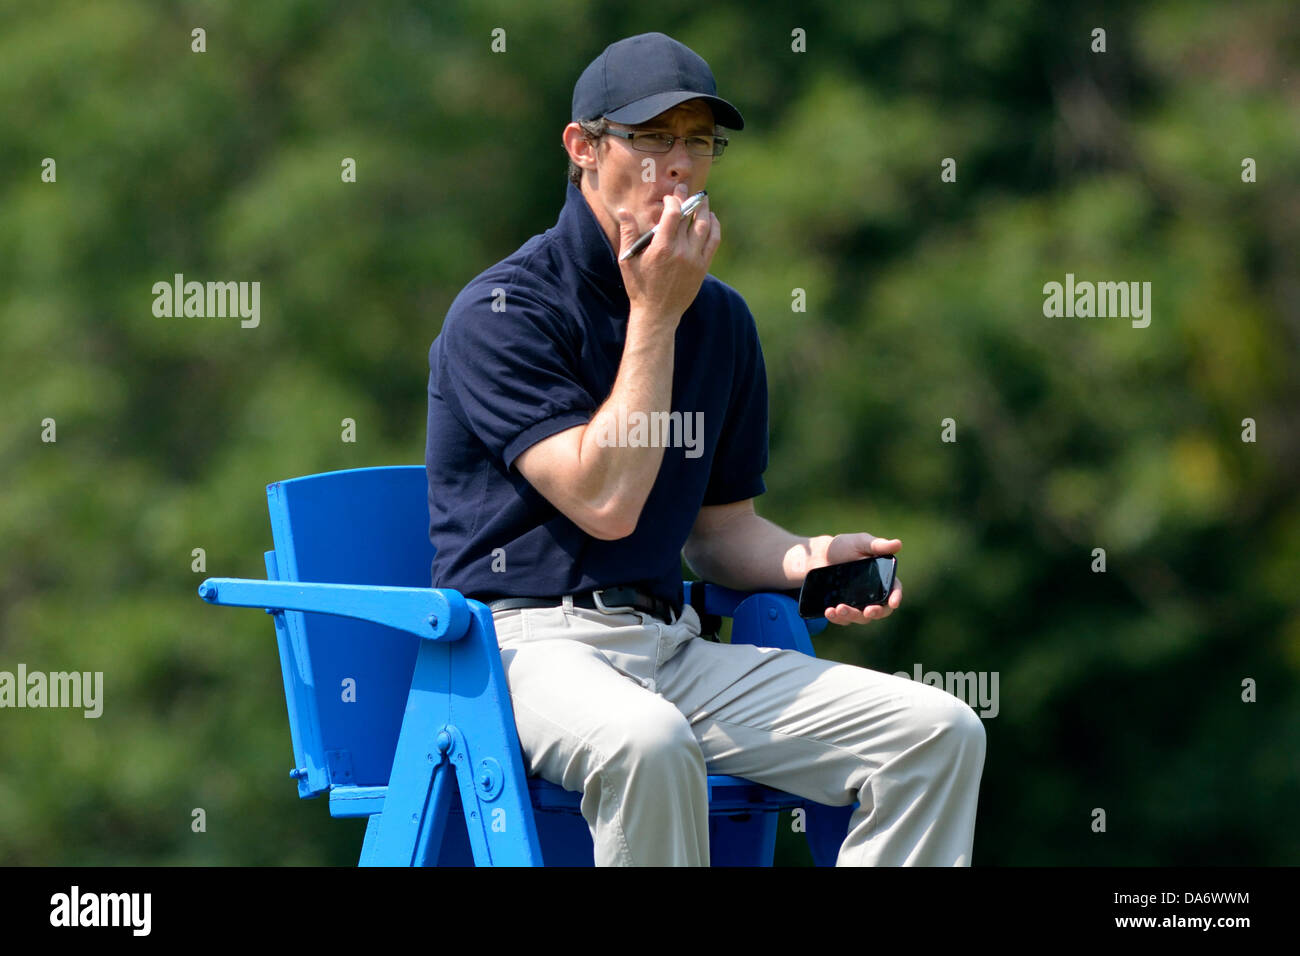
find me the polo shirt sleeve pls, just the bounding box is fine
[702,298,769,505]
[435,284,596,471]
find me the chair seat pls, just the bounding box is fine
[329,774,806,819]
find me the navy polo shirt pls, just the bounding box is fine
[425,181,768,611]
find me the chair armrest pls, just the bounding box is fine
[684,581,828,637]
[197,578,471,642]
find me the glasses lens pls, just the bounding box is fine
[620,130,727,158]
[632,132,674,153]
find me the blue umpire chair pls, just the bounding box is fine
[198,465,855,865]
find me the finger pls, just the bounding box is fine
[656,186,686,238]
[888,578,903,609]
[839,602,893,625]
[684,193,706,235]
[670,185,699,246]
[615,208,641,261]
[667,181,688,216]
[827,604,869,625]
[687,195,711,254]
[870,537,902,555]
[692,194,710,231]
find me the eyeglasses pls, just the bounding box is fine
[603,127,728,159]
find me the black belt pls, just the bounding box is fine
[474,585,680,622]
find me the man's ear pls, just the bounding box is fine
[563,123,599,173]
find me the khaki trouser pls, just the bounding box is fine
[491,596,986,866]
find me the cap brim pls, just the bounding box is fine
[604,91,744,130]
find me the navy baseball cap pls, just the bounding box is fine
[572,32,745,130]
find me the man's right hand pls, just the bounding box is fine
[516,184,719,541]
[615,182,721,330]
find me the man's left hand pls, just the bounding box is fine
[814,533,903,626]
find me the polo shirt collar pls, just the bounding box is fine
[556,182,626,297]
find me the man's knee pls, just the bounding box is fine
[941,698,986,755]
[605,704,705,777]
[883,682,985,756]
[911,692,987,765]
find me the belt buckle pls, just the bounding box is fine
[591,588,639,615]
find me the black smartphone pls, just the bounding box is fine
[798,556,898,617]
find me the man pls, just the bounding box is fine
[426,32,985,865]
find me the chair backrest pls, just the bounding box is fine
[265,465,432,797]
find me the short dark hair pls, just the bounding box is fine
[566,116,729,187]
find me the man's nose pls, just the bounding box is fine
[660,139,697,179]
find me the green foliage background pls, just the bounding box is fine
[1,0,1296,865]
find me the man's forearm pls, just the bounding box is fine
[683,512,833,592]
[575,309,678,534]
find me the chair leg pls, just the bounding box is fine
[805,802,857,866]
[414,762,458,866]
[367,640,456,865]
[440,608,546,865]
[710,811,780,866]
[360,813,382,866]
